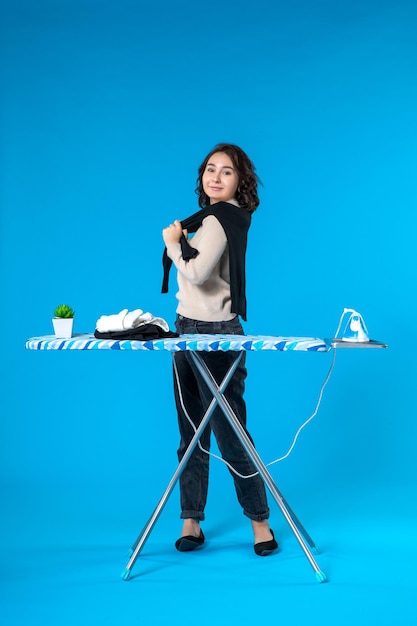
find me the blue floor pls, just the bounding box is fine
[1,482,415,625]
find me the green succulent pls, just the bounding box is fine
[53,304,75,318]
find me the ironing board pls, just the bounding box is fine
[25,332,386,583]
[25,333,329,352]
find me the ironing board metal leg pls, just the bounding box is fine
[277,495,318,551]
[121,352,244,580]
[189,351,326,582]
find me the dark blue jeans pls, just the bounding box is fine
[173,315,270,522]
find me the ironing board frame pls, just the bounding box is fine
[121,349,326,583]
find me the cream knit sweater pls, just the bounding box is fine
[166,214,235,322]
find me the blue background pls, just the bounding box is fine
[1,1,416,624]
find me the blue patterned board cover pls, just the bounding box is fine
[25,334,329,352]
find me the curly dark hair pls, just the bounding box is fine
[195,143,261,213]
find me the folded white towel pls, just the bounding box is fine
[95,308,170,333]
[123,308,144,329]
[96,309,129,333]
[132,311,169,332]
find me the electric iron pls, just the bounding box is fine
[336,308,370,342]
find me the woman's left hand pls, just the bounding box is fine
[162,220,187,246]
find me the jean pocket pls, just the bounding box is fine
[225,317,244,335]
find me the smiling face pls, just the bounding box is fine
[202,152,239,205]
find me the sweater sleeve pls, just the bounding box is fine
[166,215,227,286]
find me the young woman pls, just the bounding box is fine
[162,143,277,556]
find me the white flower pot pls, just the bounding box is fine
[52,317,74,338]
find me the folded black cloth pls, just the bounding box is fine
[94,324,179,341]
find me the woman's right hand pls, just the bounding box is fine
[162,220,188,246]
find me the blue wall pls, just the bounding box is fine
[1,0,416,542]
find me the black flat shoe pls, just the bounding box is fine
[254,529,278,556]
[175,530,205,552]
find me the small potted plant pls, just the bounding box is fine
[52,304,75,338]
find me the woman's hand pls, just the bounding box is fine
[162,220,188,246]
